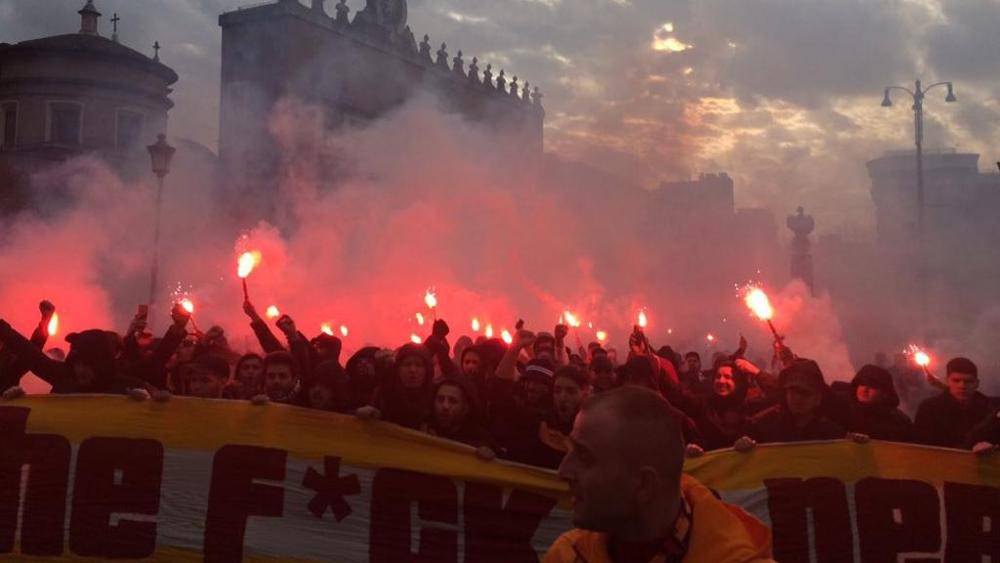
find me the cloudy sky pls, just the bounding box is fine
[2,0,997,234]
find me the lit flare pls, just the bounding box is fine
[471,317,481,332]
[907,344,931,367]
[179,298,195,314]
[485,324,494,338]
[320,323,334,336]
[265,305,280,319]
[47,313,59,336]
[340,325,349,337]
[424,290,437,310]
[410,333,423,344]
[596,330,608,342]
[744,287,774,321]
[237,251,262,279]
[562,310,581,328]
[415,312,425,326]
[501,329,513,345]
[637,310,648,329]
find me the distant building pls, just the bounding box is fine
[655,172,735,217]
[646,171,781,299]
[867,149,1000,337]
[217,0,545,213]
[0,1,178,211]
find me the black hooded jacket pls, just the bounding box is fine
[844,365,913,442]
[371,344,434,429]
[0,321,142,394]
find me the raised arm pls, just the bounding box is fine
[245,300,284,353]
[0,319,69,389]
[497,329,533,381]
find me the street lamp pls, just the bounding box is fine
[880,79,956,335]
[146,133,175,321]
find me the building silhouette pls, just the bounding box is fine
[867,149,1000,337]
[217,0,545,213]
[0,1,177,211]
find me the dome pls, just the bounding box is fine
[0,33,178,85]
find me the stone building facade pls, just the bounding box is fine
[0,1,177,211]
[218,0,545,205]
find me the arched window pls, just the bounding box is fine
[0,101,16,149]
[47,101,84,145]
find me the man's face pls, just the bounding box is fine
[947,372,978,403]
[521,379,549,406]
[558,407,636,532]
[237,358,263,387]
[315,343,337,362]
[714,366,736,397]
[534,341,556,362]
[554,377,587,423]
[308,384,335,410]
[398,356,427,390]
[265,364,296,399]
[785,385,822,417]
[461,351,482,378]
[589,366,615,391]
[434,384,468,430]
[685,356,701,374]
[855,384,882,405]
[189,369,225,399]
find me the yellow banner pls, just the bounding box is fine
[1,396,997,562]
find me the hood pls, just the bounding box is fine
[851,364,900,408]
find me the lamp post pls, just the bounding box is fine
[881,79,956,335]
[146,134,175,322]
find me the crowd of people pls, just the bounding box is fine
[1,299,997,466]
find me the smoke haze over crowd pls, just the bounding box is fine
[0,0,998,394]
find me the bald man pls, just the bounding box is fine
[545,386,774,563]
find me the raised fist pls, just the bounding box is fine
[554,324,569,342]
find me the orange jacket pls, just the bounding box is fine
[543,474,775,563]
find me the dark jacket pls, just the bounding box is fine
[345,347,380,410]
[844,365,913,442]
[487,376,554,467]
[695,371,752,451]
[748,404,845,444]
[966,407,999,448]
[0,321,142,394]
[124,324,187,390]
[0,320,48,391]
[423,378,494,449]
[371,344,433,429]
[914,391,995,448]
